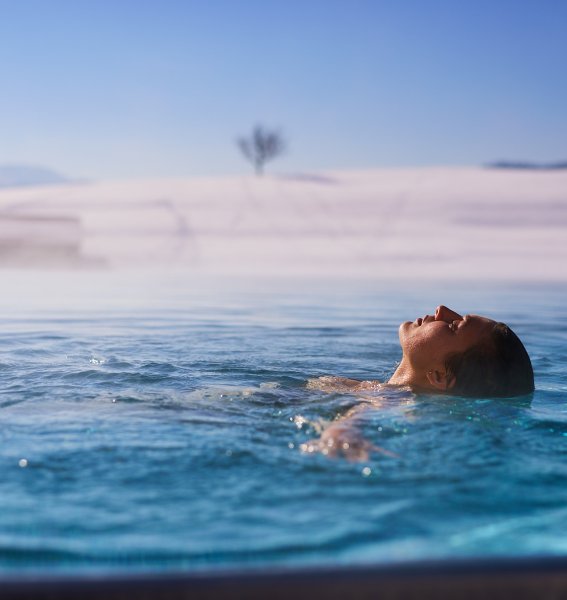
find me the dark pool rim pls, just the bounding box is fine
[2,555,567,599]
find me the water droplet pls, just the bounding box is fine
[362,467,371,477]
[18,459,28,468]
[378,426,383,432]
[293,415,307,429]
[300,443,316,454]
[287,442,295,449]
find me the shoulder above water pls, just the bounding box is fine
[306,375,383,393]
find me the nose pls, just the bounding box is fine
[435,305,463,323]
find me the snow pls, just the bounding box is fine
[0,166,565,281]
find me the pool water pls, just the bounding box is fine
[0,272,566,573]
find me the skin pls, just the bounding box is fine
[305,305,496,460]
[389,305,496,393]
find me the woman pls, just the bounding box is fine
[305,305,534,460]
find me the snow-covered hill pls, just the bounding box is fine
[0,165,68,188]
[0,167,565,281]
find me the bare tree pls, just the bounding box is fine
[237,125,285,176]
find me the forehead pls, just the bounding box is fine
[460,315,496,341]
[467,314,495,326]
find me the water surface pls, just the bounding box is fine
[1,272,566,573]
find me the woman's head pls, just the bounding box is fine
[394,305,534,397]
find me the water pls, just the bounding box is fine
[0,272,566,574]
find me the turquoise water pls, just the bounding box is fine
[1,272,566,573]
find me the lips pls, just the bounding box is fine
[415,315,434,326]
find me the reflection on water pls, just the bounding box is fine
[0,271,566,573]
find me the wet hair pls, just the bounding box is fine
[444,322,534,398]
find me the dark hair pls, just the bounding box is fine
[445,322,534,398]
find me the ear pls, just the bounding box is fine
[426,369,456,391]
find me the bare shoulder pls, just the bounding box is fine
[306,375,382,393]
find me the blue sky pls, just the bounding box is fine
[0,0,566,179]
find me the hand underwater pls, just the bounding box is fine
[301,421,399,463]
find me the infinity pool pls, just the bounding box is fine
[1,272,566,573]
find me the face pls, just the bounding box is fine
[399,305,495,371]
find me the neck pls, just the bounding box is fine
[388,358,426,389]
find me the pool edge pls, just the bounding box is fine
[1,555,567,599]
